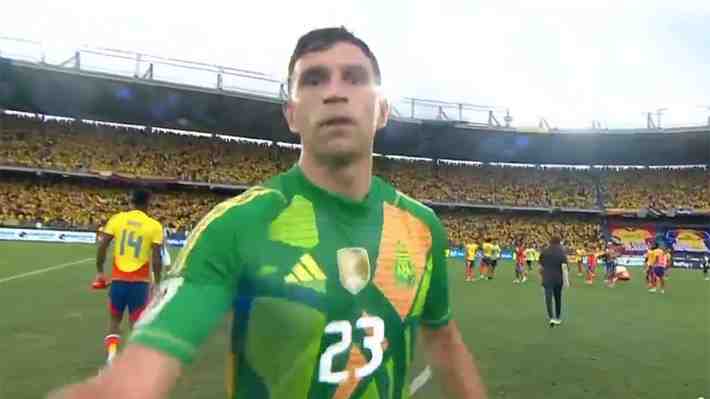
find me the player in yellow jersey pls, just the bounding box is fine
[465,242,479,281]
[575,247,585,276]
[652,247,670,293]
[645,243,664,293]
[480,239,496,280]
[524,246,537,277]
[95,189,164,365]
[489,242,502,279]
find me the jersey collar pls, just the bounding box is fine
[289,165,379,211]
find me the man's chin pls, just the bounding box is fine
[315,144,365,166]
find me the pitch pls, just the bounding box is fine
[0,241,707,398]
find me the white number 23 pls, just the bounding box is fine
[318,316,385,384]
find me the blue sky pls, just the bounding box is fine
[1,0,709,129]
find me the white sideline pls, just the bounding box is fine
[0,257,94,284]
[409,365,432,396]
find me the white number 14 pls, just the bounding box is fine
[318,316,385,384]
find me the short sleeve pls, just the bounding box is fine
[130,206,244,364]
[420,217,452,329]
[152,222,164,245]
[102,214,120,236]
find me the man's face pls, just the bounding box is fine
[285,42,389,165]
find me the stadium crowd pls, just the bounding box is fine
[1,113,708,218]
[0,177,228,232]
[0,173,602,253]
[439,210,602,250]
[599,167,710,210]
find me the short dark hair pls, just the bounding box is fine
[287,27,382,92]
[132,188,151,208]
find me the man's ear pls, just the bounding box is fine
[283,100,300,135]
[376,96,390,130]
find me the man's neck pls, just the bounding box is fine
[298,154,372,201]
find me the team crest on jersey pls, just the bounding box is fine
[394,241,417,287]
[337,247,371,295]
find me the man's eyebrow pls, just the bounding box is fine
[299,63,371,77]
[340,63,370,73]
[298,65,330,79]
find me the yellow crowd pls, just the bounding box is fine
[440,210,602,251]
[1,114,708,211]
[0,177,229,231]
[600,167,710,210]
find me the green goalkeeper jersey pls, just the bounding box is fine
[131,165,451,399]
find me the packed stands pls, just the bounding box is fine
[0,114,290,185]
[376,160,597,208]
[439,210,602,251]
[0,176,229,231]
[599,167,710,210]
[0,172,601,251]
[2,114,600,208]
[1,113,707,217]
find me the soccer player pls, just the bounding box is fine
[49,27,486,399]
[524,245,537,278]
[585,247,598,285]
[603,241,618,288]
[94,189,164,366]
[575,247,586,276]
[653,247,670,293]
[465,241,479,281]
[646,243,665,293]
[643,247,654,288]
[488,241,501,279]
[480,238,495,280]
[702,254,709,280]
[514,243,526,284]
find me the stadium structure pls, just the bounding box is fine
[0,37,709,268]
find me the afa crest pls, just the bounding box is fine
[394,241,416,287]
[337,247,371,295]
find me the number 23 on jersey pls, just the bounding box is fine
[318,316,385,384]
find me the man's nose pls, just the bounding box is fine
[322,78,349,105]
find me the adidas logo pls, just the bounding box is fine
[285,254,326,284]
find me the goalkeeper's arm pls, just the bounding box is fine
[47,345,181,399]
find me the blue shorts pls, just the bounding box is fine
[605,262,616,274]
[653,267,666,278]
[109,281,150,322]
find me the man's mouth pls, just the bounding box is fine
[320,117,355,127]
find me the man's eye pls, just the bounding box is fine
[302,74,324,86]
[345,72,366,84]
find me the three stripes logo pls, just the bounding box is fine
[285,254,327,288]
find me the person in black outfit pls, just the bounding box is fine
[539,236,568,327]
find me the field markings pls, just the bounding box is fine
[0,258,94,284]
[409,365,432,396]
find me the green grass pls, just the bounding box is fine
[0,241,708,398]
